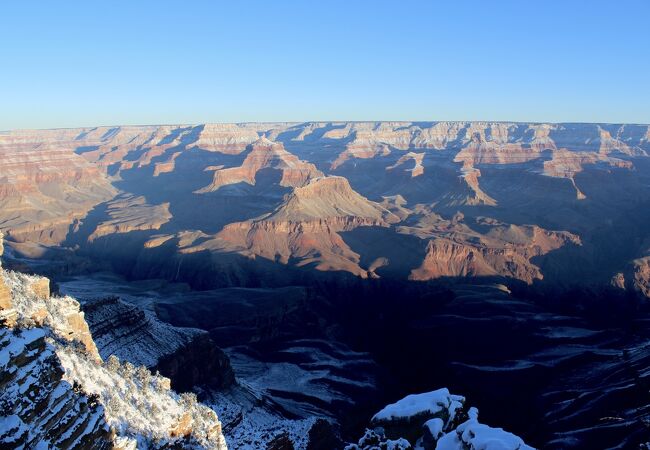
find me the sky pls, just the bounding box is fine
[1,0,649,129]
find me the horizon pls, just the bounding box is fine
[4,117,650,133]
[2,0,649,129]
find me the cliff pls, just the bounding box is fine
[0,237,228,449]
[0,327,112,449]
[81,296,234,391]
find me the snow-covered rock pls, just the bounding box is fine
[2,270,100,359]
[81,296,235,391]
[0,233,17,327]
[0,236,228,449]
[369,388,466,445]
[348,388,534,450]
[345,428,412,450]
[58,345,226,449]
[372,388,465,423]
[436,407,534,450]
[0,327,112,449]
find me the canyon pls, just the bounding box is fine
[2,121,650,294]
[1,122,650,448]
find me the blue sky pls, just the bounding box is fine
[1,1,649,129]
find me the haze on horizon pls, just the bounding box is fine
[1,0,649,130]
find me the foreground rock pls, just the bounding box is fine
[0,238,228,449]
[347,388,534,450]
[0,327,112,449]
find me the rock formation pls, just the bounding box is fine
[401,214,580,284]
[629,256,650,298]
[191,123,261,154]
[0,327,113,449]
[0,234,15,327]
[195,137,322,193]
[2,121,650,294]
[201,176,400,276]
[0,236,228,449]
[386,152,425,177]
[81,296,234,391]
[346,388,534,450]
[0,135,116,244]
[86,195,172,242]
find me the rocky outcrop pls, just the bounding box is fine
[386,152,425,177]
[82,296,200,366]
[2,270,100,359]
[457,167,497,206]
[80,296,235,391]
[542,148,632,199]
[155,332,235,392]
[610,272,626,290]
[153,150,183,176]
[0,235,16,327]
[200,176,400,276]
[630,256,650,298]
[86,195,172,242]
[191,123,261,154]
[404,216,580,284]
[266,176,398,224]
[347,388,534,450]
[0,327,112,449]
[0,246,228,449]
[412,238,539,283]
[370,388,466,445]
[196,137,322,193]
[58,347,227,449]
[0,277,12,326]
[329,122,418,169]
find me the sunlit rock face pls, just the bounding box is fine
[2,121,649,296]
[195,136,323,193]
[0,235,14,326]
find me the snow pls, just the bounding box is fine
[435,407,535,450]
[81,296,203,367]
[373,388,465,422]
[57,345,226,449]
[351,389,534,450]
[226,337,377,419]
[345,428,413,450]
[387,438,412,449]
[3,271,87,344]
[0,414,26,442]
[0,327,46,368]
[425,417,445,439]
[0,268,227,450]
[207,386,317,450]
